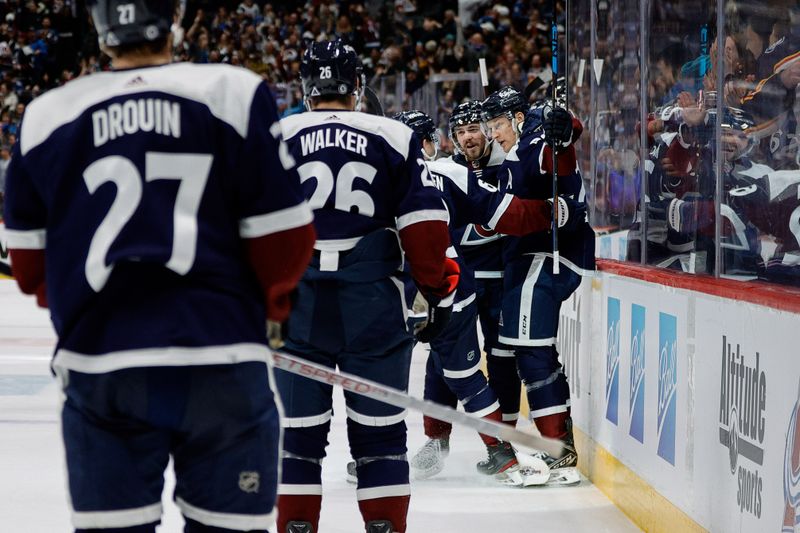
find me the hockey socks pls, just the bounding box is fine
[358,495,410,533]
[423,415,452,440]
[533,410,570,440]
[277,494,322,533]
[478,408,503,447]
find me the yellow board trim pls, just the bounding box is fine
[573,427,707,533]
[482,354,703,532]
[0,274,12,280]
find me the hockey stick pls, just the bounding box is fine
[362,86,384,117]
[550,7,561,275]
[478,57,489,98]
[269,350,564,458]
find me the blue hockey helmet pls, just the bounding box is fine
[481,86,528,123]
[393,110,441,159]
[300,40,362,103]
[88,0,176,48]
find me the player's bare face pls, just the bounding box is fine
[455,124,486,160]
[486,116,516,153]
[721,129,748,161]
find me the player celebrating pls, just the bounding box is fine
[274,42,459,533]
[483,86,594,485]
[4,1,316,531]
[410,101,523,479]
[395,110,586,483]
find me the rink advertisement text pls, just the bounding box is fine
[718,335,766,518]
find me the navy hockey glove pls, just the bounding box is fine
[544,108,573,147]
[547,196,587,232]
[415,302,453,343]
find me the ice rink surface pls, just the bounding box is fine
[0,280,640,532]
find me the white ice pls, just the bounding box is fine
[0,280,640,532]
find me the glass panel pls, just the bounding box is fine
[590,0,642,257]
[633,0,717,273]
[720,1,800,286]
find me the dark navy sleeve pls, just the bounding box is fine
[3,143,47,250]
[394,135,449,232]
[236,83,313,239]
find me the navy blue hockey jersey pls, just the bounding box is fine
[3,63,312,371]
[498,132,595,271]
[280,110,449,282]
[448,141,507,278]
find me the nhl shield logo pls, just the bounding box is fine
[239,471,260,494]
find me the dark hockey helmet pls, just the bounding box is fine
[88,0,176,48]
[300,40,362,101]
[481,86,528,123]
[393,110,441,159]
[393,110,440,145]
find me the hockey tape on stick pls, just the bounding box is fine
[270,350,565,457]
[478,58,489,96]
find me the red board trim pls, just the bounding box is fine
[597,259,800,315]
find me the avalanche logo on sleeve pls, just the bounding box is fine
[657,313,677,465]
[605,297,620,425]
[629,304,646,443]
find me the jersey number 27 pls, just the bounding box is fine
[83,152,212,292]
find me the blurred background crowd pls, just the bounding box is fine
[1,0,799,289]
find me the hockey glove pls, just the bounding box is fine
[414,257,459,343]
[415,302,453,343]
[547,196,587,232]
[543,108,573,147]
[667,198,697,234]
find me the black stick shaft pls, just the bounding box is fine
[551,4,561,274]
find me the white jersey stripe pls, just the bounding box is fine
[239,202,314,238]
[176,497,275,531]
[4,228,46,249]
[396,209,449,230]
[21,63,263,155]
[72,502,162,529]
[53,343,271,373]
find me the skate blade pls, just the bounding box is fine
[544,467,581,486]
[411,463,445,480]
[494,465,524,486]
[519,466,551,487]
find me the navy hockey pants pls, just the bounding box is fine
[499,254,581,421]
[61,362,279,532]
[275,276,413,512]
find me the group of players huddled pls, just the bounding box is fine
[275,40,594,533]
[3,2,593,533]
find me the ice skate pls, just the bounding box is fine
[366,520,395,533]
[346,460,357,484]
[476,441,522,485]
[410,436,449,479]
[286,521,314,533]
[520,419,580,486]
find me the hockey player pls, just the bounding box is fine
[274,42,459,533]
[395,110,586,483]
[407,102,524,477]
[483,86,594,486]
[3,1,316,532]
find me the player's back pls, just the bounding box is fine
[281,110,428,277]
[7,62,294,360]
